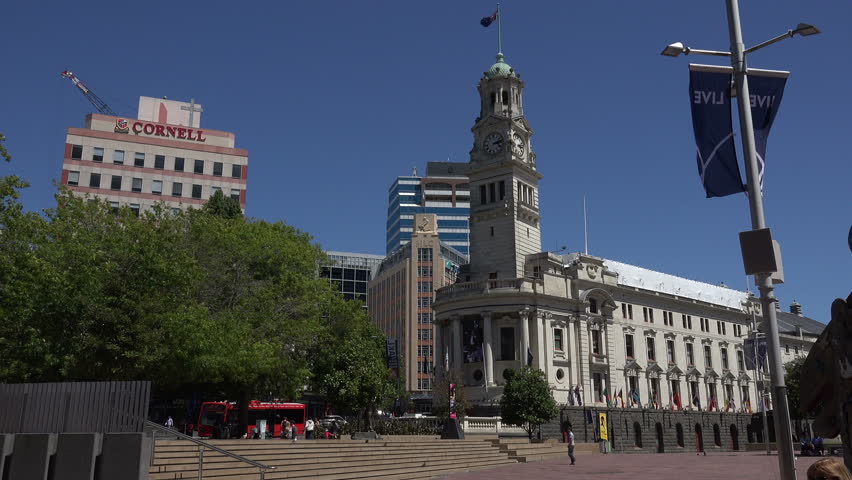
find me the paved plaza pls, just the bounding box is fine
[439,452,826,480]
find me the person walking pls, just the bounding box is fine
[165,416,174,429]
[305,418,315,440]
[567,425,576,465]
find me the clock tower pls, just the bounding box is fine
[467,52,543,281]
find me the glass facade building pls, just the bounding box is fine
[320,251,385,303]
[386,162,470,256]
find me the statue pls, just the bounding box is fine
[800,292,852,471]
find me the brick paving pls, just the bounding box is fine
[437,452,825,480]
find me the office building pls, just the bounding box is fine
[60,96,248,214]
[386,163,470,256]
[320,251,385,303]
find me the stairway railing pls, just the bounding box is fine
[146,420,276,480]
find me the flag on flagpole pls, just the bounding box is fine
[692,392,701,411]
[480,10,498,27]
[526,347,533,367]
[709,396,717,412]
[674,392,682,411]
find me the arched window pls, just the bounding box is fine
[713,424,722,447]
[502,90,509,104]
[633,422,643,448]
[676,423,685,447]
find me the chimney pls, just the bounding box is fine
[790,301,803,316]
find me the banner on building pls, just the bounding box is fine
[689,65,743,198]
[598,412,609,441]
[386,337,399,369]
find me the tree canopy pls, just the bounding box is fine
[0,180,390,411]
[499,367,558,440]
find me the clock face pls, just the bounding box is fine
[483,132,504,155]
[512,133,525,156]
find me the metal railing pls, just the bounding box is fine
[146,421,276,480]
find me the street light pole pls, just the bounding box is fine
[725,1,797,478]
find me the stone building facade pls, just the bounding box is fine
[431,49,823,432]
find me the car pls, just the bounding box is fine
[320,415,347,427]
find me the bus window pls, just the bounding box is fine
[200,405,226,426]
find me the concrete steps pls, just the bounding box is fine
[487,438,600,462]
[149,438,518,480]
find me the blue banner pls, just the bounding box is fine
[747,74,788,193]
[689,69,745,198]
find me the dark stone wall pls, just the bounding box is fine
[545,406,757,454]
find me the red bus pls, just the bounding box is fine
[197,400,306,438]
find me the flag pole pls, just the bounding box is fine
[583,195,589,254]
[497,3,502,53]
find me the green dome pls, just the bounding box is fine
[486,52,515,78]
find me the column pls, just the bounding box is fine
[520,309,530,366]
[542,313,552,382]
[451,315,462,371]
[567,318,578,385]
[434,320,443,375]
[482,311,495,386]
[536,312,547,372]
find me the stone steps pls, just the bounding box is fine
[149,438,518,480]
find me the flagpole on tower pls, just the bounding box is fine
[497,3,502,53]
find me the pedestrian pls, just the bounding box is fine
[567,425,576,465]
[282,419,291,439]
[291,423,298,442]
[165,416,174,429]
[807,458,852,480]
[330,421,340,440]
[305,418,315,440]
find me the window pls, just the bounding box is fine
[131,177,142,193]
[593,373,603,403]
[109,201,119,213]
[172,182,182,197]
[643,307,654,323]
[417,345,433,357]
[134,152,145,167]
[490,226,494,237]
[231,164,241,178]
[92,147,103,162]
[500,327,515,361]
[554,329,564,351]
[488,182,496,203]
[784,344,789,354]
[646,337,656,362]
[479,185,487,204]
[129,203,140,216]
[649,309,654,323]
[211,186,222,196]
[737,350,745,371]
[67,171,80,186]
[213,162,223,176]
[110,175,122,190]
[667,339,676,364]
[589,298,598,314]
[230,189,240,201]
[171,208,181,215]
[704,345,712,368]
[686,343,695,366]
[113,150,125,164]
[417,312,432,324]
[499,180,505,200]
[71,144,83,159]
[89,173,101,188]
[682,314,687,329]
[417,248,433,262]
[191,184,202,199]
[591,329,602,355]
[794,345,799,355]
[152,180,163,195]
[625,334,635,358]
[418,266,433,277]
[194,160,204,174]
[154,155,165,169]
[622,303,633,320]
[417,297,432,309]
[174,157,185,172]
[417,329,433,340]
[721,348,729,370]
[417,281,432,293]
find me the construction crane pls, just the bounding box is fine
[60,70,118,116]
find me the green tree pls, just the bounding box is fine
[201,189,242,219]
[785,356,805,419]
[431,368,470,419]
[312,304,395,429]
[0,133,11,162]
[499,367,558,440]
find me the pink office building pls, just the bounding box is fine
[60,96,248,214]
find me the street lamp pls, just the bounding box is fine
[661,2,820,480]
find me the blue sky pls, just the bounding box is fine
[2,1,849,323]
